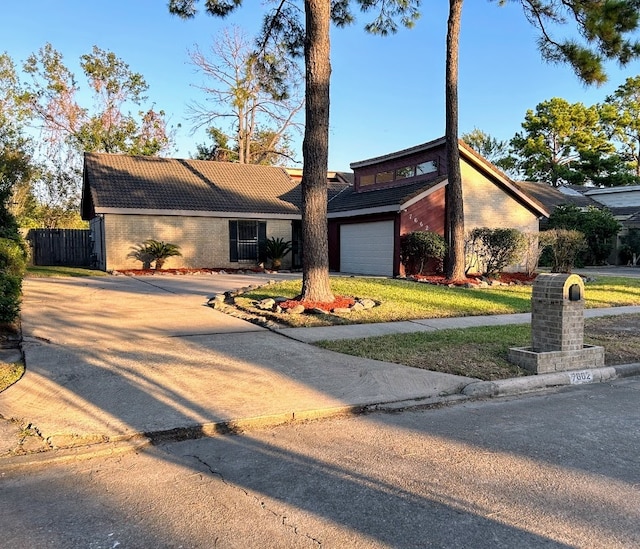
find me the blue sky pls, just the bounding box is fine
[4,1,640,171]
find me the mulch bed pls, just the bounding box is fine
[113,267,267,276]
[413,272,537,286]
[280,296,356,312]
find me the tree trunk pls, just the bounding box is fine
[299,0,334,302]
[444,0,466,281]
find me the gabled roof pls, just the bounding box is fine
[82,153,307,219]
[338,138,549,218]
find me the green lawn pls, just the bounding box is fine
[26,266,107,277]
[237,275,640,327]
[316,314,640,381]
[0,361,24,392]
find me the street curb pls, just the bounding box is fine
[0,437,152,473]
[462,363,640,398]
[3,365,640,470]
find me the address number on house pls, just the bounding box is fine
[569,371,594,385]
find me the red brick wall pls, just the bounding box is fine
[400,187,446,237]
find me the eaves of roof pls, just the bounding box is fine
[82,153,303,219]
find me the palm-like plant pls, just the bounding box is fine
[265,237,292,271]
[139,239,182,270]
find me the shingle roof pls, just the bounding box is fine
[512,181,599,211]
[82,153,307,218]
[327,176,447,213]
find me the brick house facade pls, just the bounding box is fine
[327,137,549,276]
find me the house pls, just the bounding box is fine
[82,140,553,276]
[326,137,550,276]
[514,182,640,264]
[81,153,349,271]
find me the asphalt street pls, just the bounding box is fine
[2,377,639,548]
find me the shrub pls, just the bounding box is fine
[0,237,27,277]
[548,204,620,265]
[543,229,587,273]
[127,244,154,269]
[0,273,21,323]
[128,239,182,270]
[265,237,292,270]
[521,232,553,277]
[400,231,447,275]
[620,228,640,265]
[465,227,526,277]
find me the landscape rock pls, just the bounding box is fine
[357,298,376,310]
[285,304,306,314]
[255,298,276,310]
[350,302,365,312]
[332,307,352,314]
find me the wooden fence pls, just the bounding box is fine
[29,229,91,267]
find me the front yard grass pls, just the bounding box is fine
[26,266,107,277]
[315,314,640,381]
[236,275,640,328]
[0,361,24,392]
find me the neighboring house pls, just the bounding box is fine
[576,185,640,263]
[81,153,349,271]
[326,137,550,276]
[513,182,640,264]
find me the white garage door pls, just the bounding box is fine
[340,220,395,276]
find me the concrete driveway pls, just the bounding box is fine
[1,273,471,455]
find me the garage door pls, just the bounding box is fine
[340,220,395,276]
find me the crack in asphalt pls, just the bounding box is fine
[188,454,322,546]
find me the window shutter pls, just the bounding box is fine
[258,222,267,263]
[229,220,238,262]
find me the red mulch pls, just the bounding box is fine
[280,296,356,312]
[414,272,537,286]
[114,267,266,276]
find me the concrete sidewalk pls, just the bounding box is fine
[1,274,639,465]
[278,306,640,342]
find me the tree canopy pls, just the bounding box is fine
[2,44,175,228]
[188,26,302,165]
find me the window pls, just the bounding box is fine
[375,170,394,184]
[360,174,375,187]
[416,160,437,175]
[229,220,267,262]
[395,166,415,180]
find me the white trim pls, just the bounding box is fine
[95,207,301,220]
[327,205,400,218]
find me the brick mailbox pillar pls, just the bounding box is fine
[508,273,604,374]
[531,273,585,353]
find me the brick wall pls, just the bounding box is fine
[461,160,539,273]
[103,214,293,271]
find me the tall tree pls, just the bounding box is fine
[444,0,640,278]
[445,0,465,280]
[461,128,512,169]
[509,97,613,185]
[0,53,35,233]
[168,0,419,301]
[20,44,174,227]
[188,26,303,165]
[601,75,640,177]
